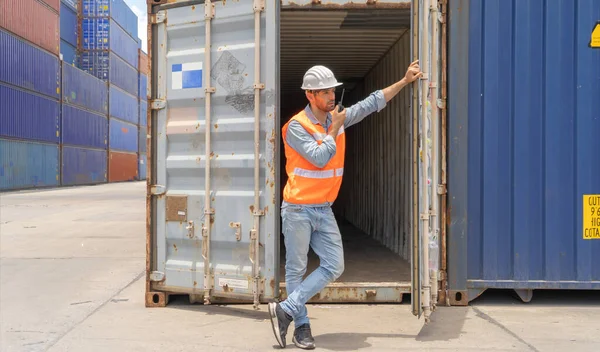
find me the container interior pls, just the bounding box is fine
[278,7,413,287]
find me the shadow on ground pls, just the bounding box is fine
[470,289,600,307]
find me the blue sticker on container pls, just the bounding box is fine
[172,62,202,89]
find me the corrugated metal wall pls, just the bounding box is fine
[60,2,78,47]
[448,0,600,302]
[0,139,59,190]
[0,84,60,143]
[61,104,108,149]
[109,84,138,124]
[334,31,412,261]
[60,40,78,66]
[62,0,77,11]
[108,150,137,182]
[0,0,60,55]
[61,146,107,185]
[138,99,147,126]
[109,118,137,152]
[138,153,146,180]
[108,19,138,69]
[109,52,137,96]
[62,59,109,114]
[0,29,61,99]
[82,0,137,39]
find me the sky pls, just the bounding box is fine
[124,0,148,53]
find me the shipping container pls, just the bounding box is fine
[62,62,109,114]
[61,0,78,11]
[138,99,147,126]
[108,150,137,182]
[109,118,138,152]
[138,125,146,154]
[109,84,138,124]
[0,138,59,190]
[0,0,60,55]
[81,17,139,69]
[138,152,146,180]
[138,49,148,75]
[145,0,599,317]
[138,73,147,101]
[61,104,108,149]
[60,40,78,66]
[447,0,600,305]
[61,146,107,185]
[40,0,61,13]
[81,0,138,39]
[0,29,61,99]
[79,51,137,95]
[60,2,77,46]
[0,84,60,143]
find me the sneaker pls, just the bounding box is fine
[293,323,316,350]
[268,302,293,348]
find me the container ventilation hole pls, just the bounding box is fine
[153,294,160,304]
[455,292,463,302]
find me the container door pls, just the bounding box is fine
[411,0,442,323]
[149,0,279,308]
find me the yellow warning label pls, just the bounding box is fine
[583,195,600,239]
[590,22,600,48]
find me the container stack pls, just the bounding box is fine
[0,0,61,191]
[138,49,149,180]
[60,0,78,66]
[79,0,140,182]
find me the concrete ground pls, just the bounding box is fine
[1,182,599,352]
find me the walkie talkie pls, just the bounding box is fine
[337,88,346,112]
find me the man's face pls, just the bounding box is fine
[307,88,336,112]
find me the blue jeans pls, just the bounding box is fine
[279,204,345,326]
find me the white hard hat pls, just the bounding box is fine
[301,65,343,90]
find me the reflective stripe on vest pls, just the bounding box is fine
[282,110,346,204]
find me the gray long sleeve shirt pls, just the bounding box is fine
[283,89,387,208]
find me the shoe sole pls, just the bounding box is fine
[268,302,285,348]
[293,336,315,350]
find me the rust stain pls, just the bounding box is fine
[191,5,195,10]
[222,284,233,293]
[194,281,197,287]
[269,279,275,291]
[249,205,255,213]
[264,206,269,213]
[196,157,201,164]
[173,244,178,251]
[210,217,215,225]
[212,197,215,202]
[214,124,218,129]
[210,151,215,158]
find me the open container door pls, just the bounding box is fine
[146,0,280,309]
[411,0,443,323]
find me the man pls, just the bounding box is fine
[269,61,423,349]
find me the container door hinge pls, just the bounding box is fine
[150,185,166,196]
[151,99,166,110]
[151,11,166,24]
[150,271,165,282]
[437,184,447,195]
[420,212,431,220]
[437,98,446,109]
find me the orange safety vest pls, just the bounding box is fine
[282,109,345,204]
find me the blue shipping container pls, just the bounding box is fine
[61,146,107,185]
[0,30,60,99]
[138,73,147,101]
[138,153,147,180]
[447,0,600,303]
[60,3,78,46]
[81,0,138,39]
[62,62,109,114]
[0,84,60,143]
[60,40,78,66]
[138,99,147,126]
[79,52,138,96]
[109,84,138,124]
[109,118,138,152]
[62,104,108,149]
[138,126,146,153]
[82,18,138,69]
[0,139,59,190]
[61,0,78,11]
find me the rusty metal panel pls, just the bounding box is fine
[165,195,187,222]
[335,32,413,262]
[149,0,279,304]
